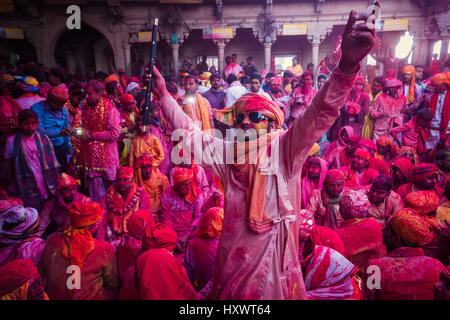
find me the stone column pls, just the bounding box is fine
[263,42,272,71]
[311,39,321,72]
[123,43,131,75]
[216,39,226,77]
[171,43,180,75]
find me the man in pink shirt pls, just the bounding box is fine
[149,9,376,299]
[76,80,120,202]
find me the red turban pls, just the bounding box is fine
[67,201,104,229]
[310,226,345,255]
[404,191,440,216]
[117,167,135,179]
[213,93,285,129]
[389,208,435,245]
[359,139,377,153]
[127,209,154,238]
[392,158,414,182]
[48,87,69,102]
[271,77,283,85]
[0,259,38,297]
[134,155,157,169]
[197,207,224,239]
[119,94,135,106]
[376,136,395,147]
[354,148,371,161]
[412,163,437,183]
[325,169,345,184]
[143,223,177,252]
[56,173,80,190]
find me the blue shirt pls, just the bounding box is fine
[31,100,70,149]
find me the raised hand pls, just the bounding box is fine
[339,7,378,74]
[150,65,169,100]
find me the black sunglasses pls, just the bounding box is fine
[236,112,269,125]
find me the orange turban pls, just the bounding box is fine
[105,74,119,84]
[376,136,395,147]
[63,201,104,271]
[56,173,80,190]
[67,201,104,229]
[404,191,440,216]
[431,72,450,87]
[197,207,224,239]
[173,167,194,185]
[389,208,435,245]
[403,65,416,104]
[117,167,134,179]
[213,93,285,129]
[143,223,177,252]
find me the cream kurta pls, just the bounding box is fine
[158,67,357,300]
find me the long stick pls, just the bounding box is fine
[142,18,159,132]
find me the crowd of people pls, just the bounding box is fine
[0,10,449,300]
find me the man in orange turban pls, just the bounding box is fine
[134,154,169,222]
[38,201,119,299]
[102,167,151,246]
[38,173,90,238]
[402,65,421,107]
[160,166,205,257]
[149,8,377,299]
[428,72,450,150]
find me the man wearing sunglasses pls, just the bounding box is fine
[149,9,377,300]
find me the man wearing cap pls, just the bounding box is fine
[65,82,85,128]
[134,154,169,222]
[38,173,90,238]
[39,201,119,299]
[14,76,45,110]
[118,93,139,165]
[161,166,205,257]
[0,202,45,267]
[102,167,151,246]
[31,87,71,172]
[149,9,376,299]
[427,72,450,150]
[371,78,407,140]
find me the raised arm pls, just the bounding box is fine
[280,9,377,180]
